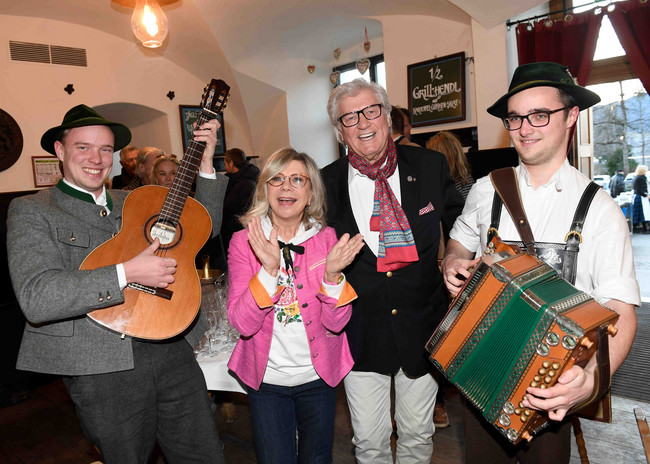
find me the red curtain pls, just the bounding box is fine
[516,10,603,86]
[607,0,650,93]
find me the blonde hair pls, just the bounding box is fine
[426,132,472,186]
[635,165,648,176]
[150,154,180,185]
[241,148,326,230]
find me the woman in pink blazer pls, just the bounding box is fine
[227,148,364,464]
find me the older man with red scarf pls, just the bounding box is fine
[321,79,463,463]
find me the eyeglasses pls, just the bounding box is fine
[502,107,570,131]
[268,174,311,189]
[338,104,383,128]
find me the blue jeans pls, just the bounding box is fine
[247,378,338,464]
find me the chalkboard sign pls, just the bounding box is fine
[407,52,466,127]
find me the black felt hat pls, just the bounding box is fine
[40,104,132,155]
[487,62,601,119]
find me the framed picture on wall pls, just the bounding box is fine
[407,52,466,127]
[178,105,226,156]
[32,156,62,188]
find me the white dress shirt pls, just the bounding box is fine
[450,160,640,306]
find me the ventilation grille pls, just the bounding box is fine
[9,41,87,67]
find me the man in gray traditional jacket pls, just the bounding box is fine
[7,105,227,464]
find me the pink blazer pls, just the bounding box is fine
[227,226,356,390]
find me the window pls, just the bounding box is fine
[332,54,385,87]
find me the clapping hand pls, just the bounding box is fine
[324,233,364,283]
[247,217,281,276]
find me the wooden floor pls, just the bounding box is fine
[0,377,648,463]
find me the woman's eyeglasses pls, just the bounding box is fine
[268,174,311,189]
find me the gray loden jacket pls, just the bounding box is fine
[7,174,227,376]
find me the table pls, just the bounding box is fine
[197,350,246,394]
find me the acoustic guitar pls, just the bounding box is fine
[80,79,230,340]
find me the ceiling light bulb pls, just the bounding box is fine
[131,0,168,48]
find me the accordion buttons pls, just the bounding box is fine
[538,368,547,376]
[520,414,527,423]
[391,309,398,315]
[506,429,519,443]
[503,402,515,415]
[536,343,550,357]
[530,381,539,388]
[544,376,552,384]
[546,332,560,346]
[562,335,577,349]
[542,360,551,369]
[552,362,561,370]
[498,414,511,427]
[534,375,541,382]
[386,271,393,277]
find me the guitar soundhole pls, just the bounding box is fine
[145,216,183,249]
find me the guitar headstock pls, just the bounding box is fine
[200,79,230,116]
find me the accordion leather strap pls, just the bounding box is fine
[489,167,536,254]
[570,324,612,417]
[562,181,600,284]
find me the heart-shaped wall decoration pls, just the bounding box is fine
[330,71,340,86]
[356,59,370,75]
[307,65,315,74]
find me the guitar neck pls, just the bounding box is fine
[159,109,218,226]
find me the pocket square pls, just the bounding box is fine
[419,202,435,215]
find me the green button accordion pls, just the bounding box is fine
[427,241,619,445]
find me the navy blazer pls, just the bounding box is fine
[321,144,463,377]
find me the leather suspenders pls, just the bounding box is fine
[488,167,600,285]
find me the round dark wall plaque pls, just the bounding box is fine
[0,108,23,172]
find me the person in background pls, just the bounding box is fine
[427,131,475,201]
[124,146,164,190]
[221,148,260,252]
[609,168,625,198]
[390,106,420,147]
[322,78,463,463]
[110,144,138,189]
[631,164,650,233]
[442,62,638,464]
[7,104,228,463]
[150,154,180,188]
[227,147,364,463]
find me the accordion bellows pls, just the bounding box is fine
[426,242,619,445]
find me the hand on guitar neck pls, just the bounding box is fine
[192,118,221,175]
[123,238,177,288]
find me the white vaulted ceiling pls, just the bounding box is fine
[0,0,546,79]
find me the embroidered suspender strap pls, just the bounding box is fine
[562,181,600,285]
[489,167,536,255]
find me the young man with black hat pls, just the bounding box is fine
[442,62,639,463]
[7,104,227,464]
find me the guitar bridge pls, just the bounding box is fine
[128,283,173,300]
